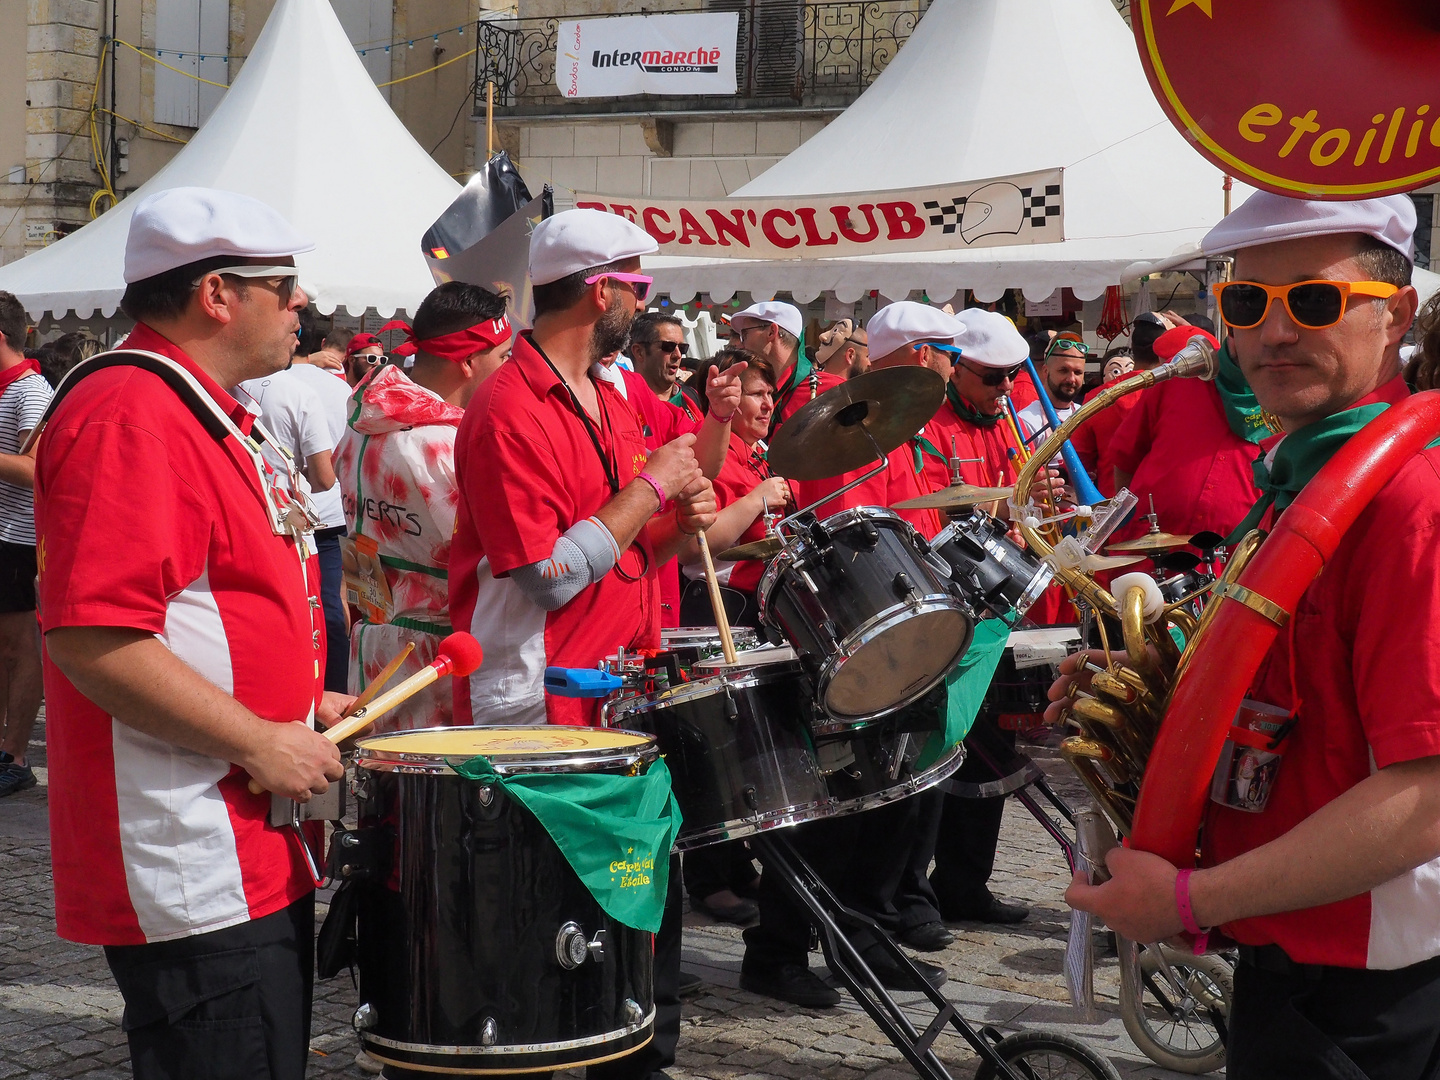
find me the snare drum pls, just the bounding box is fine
[759,507,973,721]
[352,726,659,1075]
[603,652,832,850]
[933,509,1054,619]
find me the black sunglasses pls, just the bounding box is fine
[962,361,1022,387]
[652,340,691,357]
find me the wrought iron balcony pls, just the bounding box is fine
[475,0,931,118]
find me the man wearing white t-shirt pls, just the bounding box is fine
[1016,332,1086,448]
[0,292,51,798]
[285,359,353,690]
[238,367,350,689]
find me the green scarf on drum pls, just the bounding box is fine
[914,617,1011,773]
[452,755,683,934]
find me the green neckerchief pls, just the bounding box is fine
[770,343,814,430]
[946,382,1003,428]
[451,755,682,933]
[1221,401,1393,546]
[1214,340,1274,445]
[913,618,1010,772]
[912,431,948,473]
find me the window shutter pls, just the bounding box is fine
[708,0,802,98]
[153,0,229,128]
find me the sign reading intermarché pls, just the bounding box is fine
[575,170,1064,259]
[555,13,739,98]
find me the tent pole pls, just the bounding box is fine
[486,81,494,158]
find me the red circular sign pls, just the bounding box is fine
[1133,0,1440,199]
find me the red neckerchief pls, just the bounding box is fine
[0,359,40,399]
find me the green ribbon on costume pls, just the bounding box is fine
[1220,400,1416,546]
[946,382,1003,428]
[913,618,1011,772]
[451,755,683,934]
[911,432,948,474]
[1214,341,1274,446]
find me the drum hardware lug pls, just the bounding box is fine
[555,922,590,969]
[481,1017,499,1046]
[587,929,608,963]
[352,1003,377,1031]
[623,999,645,1028]
[856,520,880,549]
[325,827,388,882]
[477,785,495,807]
[723,688,739,724]
[892,572,917,599]
[742,784,760,810]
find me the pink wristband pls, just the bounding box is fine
[710,408,735,424]
[636,471,668,513]
[1174,869,1210,954]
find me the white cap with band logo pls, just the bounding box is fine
[123,187,315,283]
[1202,191,1417,261]
[865,301,966,359]
[529,208,659,286]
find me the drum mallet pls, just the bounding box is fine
[344,642,415,717]
[247,632,484,795]
[695,529,738,665]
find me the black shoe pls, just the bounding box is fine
[898,921,955,951]
[739,961,842,1008]
[856,945,947,991]
[0,762,36,798]
[691,890,760,925]
[678,969,704,997]
[941,896,1030,925]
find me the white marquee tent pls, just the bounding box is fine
[0,0,461,322]
[649,0,1253,305]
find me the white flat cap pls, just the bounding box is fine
[529,208,658,286]
[123,187,314,283]
[951,309,1028,368]
[730,300,803,340]
[1202,191,1416,261]
[866,301,966,359]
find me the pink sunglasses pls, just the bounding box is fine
[584,271,654,302]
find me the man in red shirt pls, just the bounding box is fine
[35,187,350,1080]
[627,311,703,420]
[1107,322,1263,543]
[1071,313,1166,498]
[1063,191,1440,1078]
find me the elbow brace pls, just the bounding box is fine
[509,517,621,611]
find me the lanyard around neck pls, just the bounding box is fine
[538,346,621,496]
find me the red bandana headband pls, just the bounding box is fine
[376,316,513,364]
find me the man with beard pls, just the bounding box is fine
[1017,332,1088,445]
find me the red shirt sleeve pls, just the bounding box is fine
[1108,384,1161,478]
[38,412,213,634]
[468,428,576,577]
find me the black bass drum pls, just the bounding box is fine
[603,651,831,850]
[352,726,659,1075]
[759,507,973,721]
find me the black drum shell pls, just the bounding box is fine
[934,511,1053,619]
[758,509,972,721]
[354,767,654,1073]
[605,660,831,850]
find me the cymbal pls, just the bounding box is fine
[1079,553,1148,572]
[765,366,945,481]
[892,484,1014,511]
[1107,531,1193,554]
[716,536,784,561]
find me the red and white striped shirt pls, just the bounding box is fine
[36,324,325,946]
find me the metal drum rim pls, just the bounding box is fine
[604,660,808,720]
[825,740,968,818]
[672,796,840,851]
[354,725,660,776]
[358,1007,656,1058]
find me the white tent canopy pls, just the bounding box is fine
[0,0,461,321]
[649,0,1250,305]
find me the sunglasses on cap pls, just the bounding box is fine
[196,264,300,298]
[1046,335,1089,357]
[650,340,690,356]
[1212,279,1400,330]
[911,341,965,357]
[584,271,654,303]
[960,360,1023,386]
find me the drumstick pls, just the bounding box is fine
[695,529,738,665]
[248,632,484,795]
[345,643,415,716]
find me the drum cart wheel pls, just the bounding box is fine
[1118,940,1231,1074]
[972,1029,1122,1080]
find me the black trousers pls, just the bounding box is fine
[682,840,756,902]
[928,715,1016,913]
[1228,947,1440,1080]
[104,894,315,1080]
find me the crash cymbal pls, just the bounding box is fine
[715,536,785,561]
[1079,553,1148,572]
[765,366,945,481]
[1107,531,1194,555]
[892,484,1014,511]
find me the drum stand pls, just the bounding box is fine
[751,834,1031,1080]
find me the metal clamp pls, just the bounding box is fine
[1212,579,1290,626]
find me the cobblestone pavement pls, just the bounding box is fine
[1,715,1217,1079]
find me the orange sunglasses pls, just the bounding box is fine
[1212,279,1399,330]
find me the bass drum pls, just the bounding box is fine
[604,651,831,851]
[352,726,658,1075]
[759,507,973,722]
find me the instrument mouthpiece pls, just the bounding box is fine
[1157,338,1219,383]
